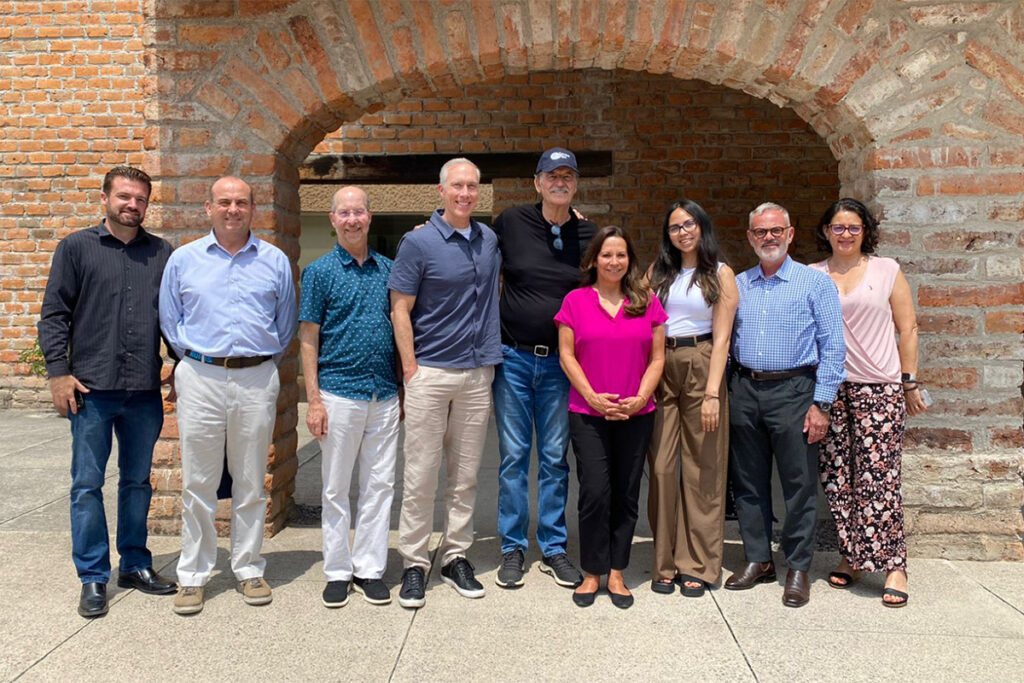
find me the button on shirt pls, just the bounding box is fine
[159,231,297,360]
[731,256,846,402]
[388,209,502,369]
[38,221,173,391]
[299,245,397,401]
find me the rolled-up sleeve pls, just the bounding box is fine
[810,278,846,403]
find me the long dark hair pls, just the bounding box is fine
[648,200,722,307]
[580,225,651,317]
[815,198,879,254]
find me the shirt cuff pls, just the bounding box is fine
[813,386,839,404]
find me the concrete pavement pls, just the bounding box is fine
[1,407,1022,682]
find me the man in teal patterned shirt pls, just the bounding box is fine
[299,186,400,609]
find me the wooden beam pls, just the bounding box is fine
[300,151,614,183]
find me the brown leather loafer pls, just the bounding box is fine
[724,561,776,590]
[782,569,810,607]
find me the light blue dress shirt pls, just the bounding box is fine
[731,256,846,403]
[159,231,297,361]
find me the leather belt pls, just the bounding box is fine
[185,350,271,369]
[666,332,713,348]
[734,364,816,381]
[504,340,555,357]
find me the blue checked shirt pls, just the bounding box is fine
[732,256,846,403]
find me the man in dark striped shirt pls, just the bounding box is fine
[38,166,178,618]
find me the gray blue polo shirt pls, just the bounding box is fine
[388,209,502,369]
[299,245,397,401]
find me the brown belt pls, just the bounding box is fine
[734,364,816,381]
[185,350,271,369]
[666,332,713,348]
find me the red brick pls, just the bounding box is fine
[905,428,972,452]
[918,283,1024,308]
[917,173,1024,196]
[985,311,1024,334]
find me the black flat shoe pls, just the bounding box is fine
[609,591,633,609]
[78,582,108,618]
[572,590,597,607]
[117,567,177,595]
[651,578,675,594]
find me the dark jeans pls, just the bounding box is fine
[728,373,818,571]
[68,390,163,583]
[569,411,654,575]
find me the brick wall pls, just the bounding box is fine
[313,69,840,268]
[1,0,1021,558]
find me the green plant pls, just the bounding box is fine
[18,339,47,377]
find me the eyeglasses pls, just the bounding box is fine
[542,172,577,184]
[827,223,863,235]
[749,226,788,239]
[550,224,563,251]
[334,208,367,219]
[668,220,698,235]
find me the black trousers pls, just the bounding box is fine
[569,411,655,575]
[728,373,818,572]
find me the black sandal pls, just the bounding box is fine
[827,571,856,589]
[676,574,706,598]
[882,588,908,608]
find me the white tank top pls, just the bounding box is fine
[664,263,722,336]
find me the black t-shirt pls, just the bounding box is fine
[493,203,597,349]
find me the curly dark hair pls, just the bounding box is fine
[579,225,651,317]
[649,199,724,308]
[815,198,879,254]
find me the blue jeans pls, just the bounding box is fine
[493,345,571,556]
[68,390,163,583]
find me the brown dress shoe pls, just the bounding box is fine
[724,561,776,590]
[782,569,810,607]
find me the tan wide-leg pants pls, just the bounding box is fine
[647,340,729,584]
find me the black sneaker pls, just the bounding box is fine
[540,553,583,587]
[495,548,526,588]
[353,576,392,605]
[440,557,485,598]
[322,580,350,608]
[398,567,426,609]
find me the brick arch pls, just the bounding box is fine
[143,0,1024,557]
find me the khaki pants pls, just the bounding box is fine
[647,341,729,584]
[397,365,494,570]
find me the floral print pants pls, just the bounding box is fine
[820,382,907,574]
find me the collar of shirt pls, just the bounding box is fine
[334,243,378,268]
[752,255,794,282]
[430,209,480,242]
[94,219,154,247]
[200,229,260,257]
[533,201,577,228]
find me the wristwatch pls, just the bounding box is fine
[813,400,833,416]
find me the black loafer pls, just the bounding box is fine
[572,590,597,607]
[117,567,177,595]
[78,582,108,618]
[609,591,634,609]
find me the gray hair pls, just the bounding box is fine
[749,202,790,228]
[439,157,481,186]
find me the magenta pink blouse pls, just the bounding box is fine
[554,287,667,417]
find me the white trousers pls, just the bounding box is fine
[397,365,494,570]
[174,357,279,586]
[320,391,400,581]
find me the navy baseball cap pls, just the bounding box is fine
[536,147,579,175]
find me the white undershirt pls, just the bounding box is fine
[664,263,722,336]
